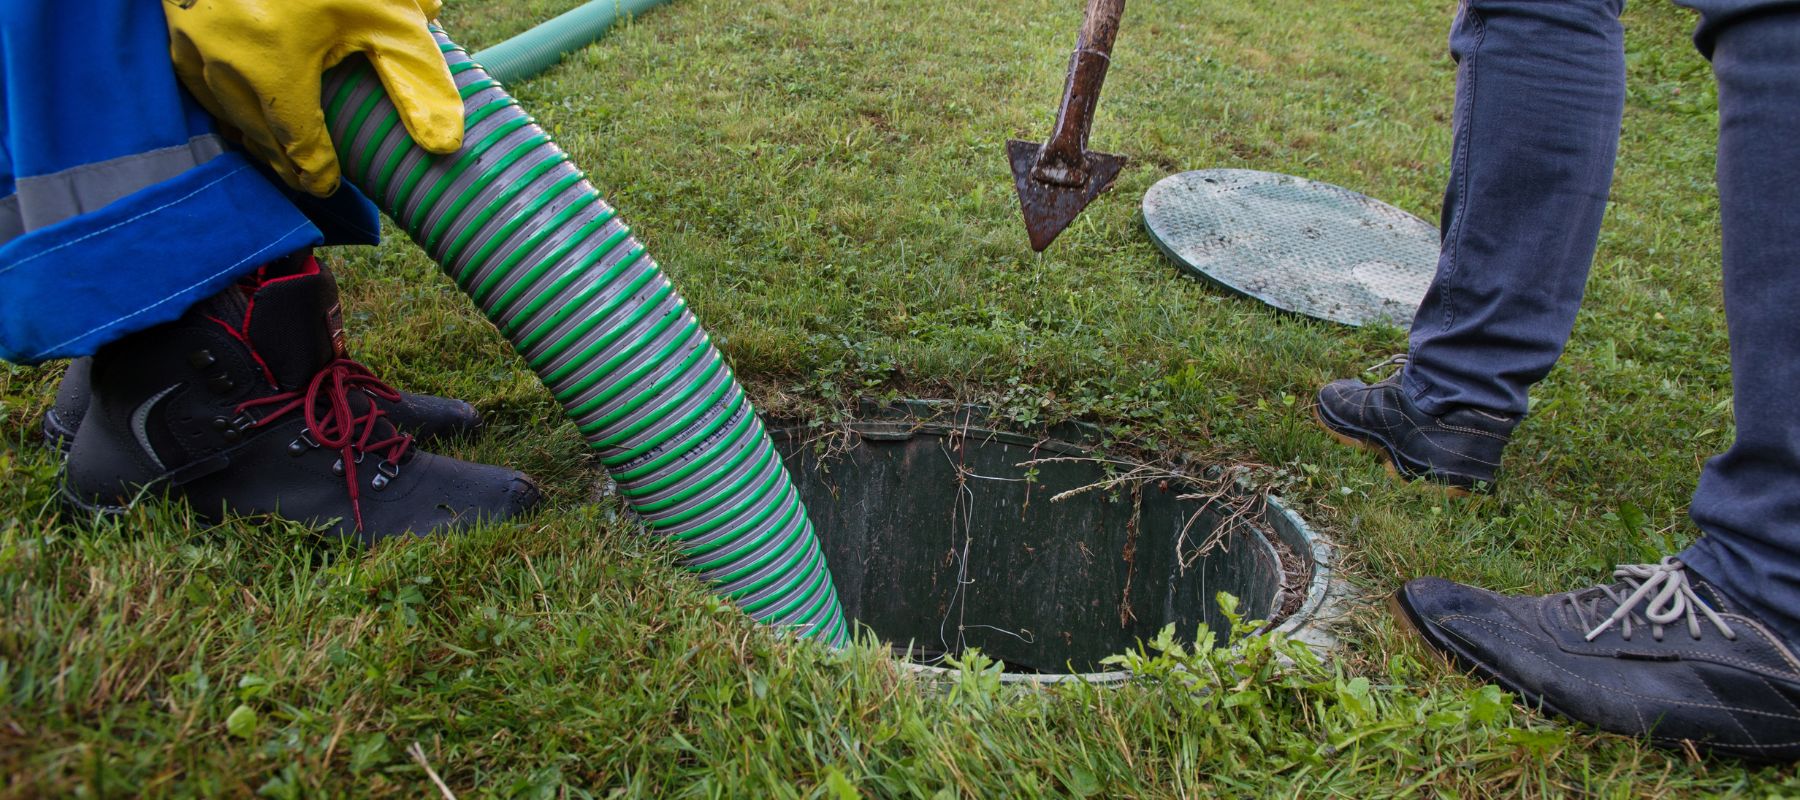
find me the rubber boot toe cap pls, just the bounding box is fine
[349,455,542,544]
[389,391,484,442]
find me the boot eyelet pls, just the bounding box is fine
[186,349,216,370]
[370,460,400,492]
[332,458,344,477]
[288,430,319,457]
[208,375,236,394]
[220,412,257,443]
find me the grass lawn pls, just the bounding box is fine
[3,0,1791,795]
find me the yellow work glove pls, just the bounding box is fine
[163,0,465,197]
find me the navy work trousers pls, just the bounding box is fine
[1399,0,1800,641]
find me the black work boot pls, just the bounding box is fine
[41,258,481,454]
[62,257,540,542]
[1314,355,1517,493]
[1393,558,1800,762]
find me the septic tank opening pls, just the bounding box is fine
[770,402,1328,680]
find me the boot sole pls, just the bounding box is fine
[1312,404,1473,497]
[57,478,131,517]
[41,410,75,456]
[58,468,542,542]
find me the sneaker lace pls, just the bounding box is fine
[1366,353,1409,380]
[1370,353,1409,370]
[1575,557,1736,643]
[233,358,415,531]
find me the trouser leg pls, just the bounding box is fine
[1401,0,1627,416]
[1672,1,1800,644]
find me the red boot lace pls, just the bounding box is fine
[233,359,415,531]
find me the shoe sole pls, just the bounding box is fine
[1386,589,1571,719]
[1312,404,1473,497]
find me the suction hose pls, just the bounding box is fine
[321,31,848,646]
[471,0,674,84]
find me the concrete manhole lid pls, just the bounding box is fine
[1143,169,1439,327]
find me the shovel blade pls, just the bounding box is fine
[1007,139,1127,252]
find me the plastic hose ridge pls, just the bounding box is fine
[321,30,848,645]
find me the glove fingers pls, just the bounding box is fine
[168,32,262,164]
[261,66,342,197]
[194,59,316,194]
[166,31,223,120]
[366,44,466,155]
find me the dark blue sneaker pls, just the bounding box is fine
[1314,355,1516,494]
[1393,558,1800,762]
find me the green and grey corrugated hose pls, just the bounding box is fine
[319,27,849,645]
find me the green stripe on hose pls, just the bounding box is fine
[568,320,709,418]
[501,233,636,338]
[523,249,654,363]
[341,91,386,164]
[405,116,536,238]
[588,349,725,442]
[663,448,785,539]
[442,155,577,275]
[651,446,777,530]
[781,566,837,627]
[617,402,758,499]
[593,361,735,462]
[356,108,404,182]
[525,260,661,367]
[559,312,695,413]
[606,390,747,476]
[614,374,751,509]
[738,546,824,614]
[690,487,803,574]
[324,71,362,132]
[424,134,557,251]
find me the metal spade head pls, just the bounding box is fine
[1008,139,1127,252]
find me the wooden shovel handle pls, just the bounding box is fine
[1077,0,1126,54]
[1032,0,1127,187]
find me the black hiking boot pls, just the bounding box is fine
[1393,558,1800,762]
[42,259,480,454]
[1314,355,1517,494]
[62,256,540,542]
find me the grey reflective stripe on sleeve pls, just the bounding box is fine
[0,194,21,244]
[0,134,229,245]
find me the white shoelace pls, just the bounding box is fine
[1368,353,1409,373]
[1581,557,1737,642]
